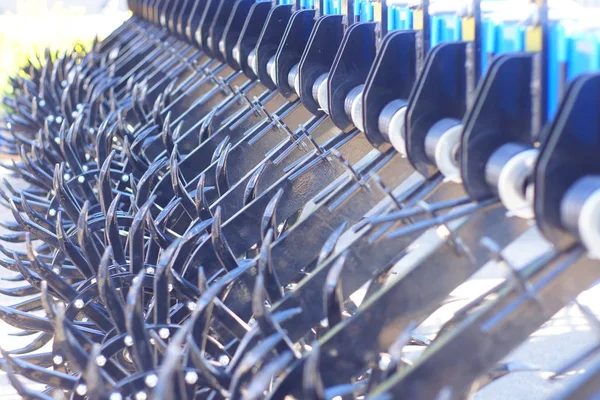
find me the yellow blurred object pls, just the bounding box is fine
[0,4,129,96]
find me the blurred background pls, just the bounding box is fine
[0,0,130,92]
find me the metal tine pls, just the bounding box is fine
[8,199,59,247]
[198,107,218,145]
[366,321,419,394]
[225,307,304,377]
[98,149,117,214]
[243,163,267,208]
[211,206,239,272]
[136,155,168,208]
[215,142,232,197]
[152,94,164,127]
[243,351,296,400]
[315,222,348,270]
[77,201,103,268]
[322,250,350,330]
[186,334,232,397]
[4,331,52,356]
[97,246,127,335]
[128,196,155,274]
[171,218,214,270]
[169,146,196,218]
[303,342,326,400]
[0,345,78,389]
[152,318,189,400]
[252,262,297,355]
[258,229,283,303]
[266,199,509,397]
[211,135,231,165]
[153,263,256,400]
[24,233,115,332]
[161,112,174,154]
[260,189,284,243]
[52,163,82,223]
[20,192,55,232]
[228,331,286,400]
[0,352,56,400]
[168,264,250,338]
[12,251,43,291]
[105,193,127,266]
[54,308,95,380]
[146,208,176,250]
[0,284,39,297]
[83,344,113,400]
[56,211,95,278]
[1,273,26,282]
[195,172,214,222]
[125,269,155,371]
[153,239,179,326]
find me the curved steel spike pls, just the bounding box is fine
[161,78,177,109]
[0,353,55,400]
[123,136,151,179]
[316,222,348,267]
[252,273,295,354]
[136,156,167,208]
[97,246,127,334]
[211,135,230,164]
[258,229,283,302]
[152,94,164,127]
[105,193,126,266]
[0,284,38,297]
[303,342,326,400]
[195,173,213,222]
[228,331,286,400]
[243,351,295,400]
[152,330,188,400]
[77,201,102,268]
[52,163,81,222]
[211,207,238,272]
[8,330,38,337]
[154,239,181,325]
[54,309,93,376]
[169,148,195,217]
[198,108,218,144]
[260,188,284,242]
[187,333,231,394]
[125,269,155,371]
[85,344,112,400]
[6,331,52,355]
[146,211,174,250]
[323,250,349,329]
[243,163,267,207]
[1,273,25,282]
[9,199,59,247]
[12,252,43,291]
[162,112,174,154]
[98,149,116,214]
[215,142,232,196]
[21,192,55,232]
[56,211,94,277]
[129,196,155,274]
[40,281,56,321]
[172,120,183,143]
[0,304,53,333]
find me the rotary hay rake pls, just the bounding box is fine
[1,0,600,399]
